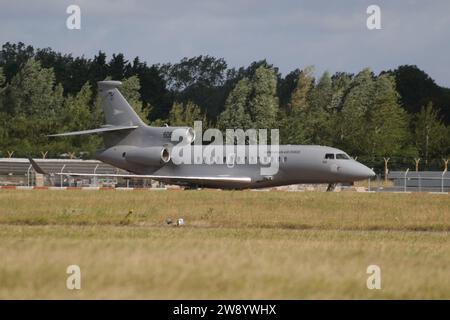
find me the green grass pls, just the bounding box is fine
[0,190,449,299]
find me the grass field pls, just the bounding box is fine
[0,189,449,299]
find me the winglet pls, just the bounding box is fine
[28,157,48,174]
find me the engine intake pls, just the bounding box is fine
[163,127,195,144]
[125,146,171,167]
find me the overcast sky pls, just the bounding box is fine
[1,0,449,86]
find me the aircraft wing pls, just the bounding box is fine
[56,172,251,184]
[48,125,138,137]
[27,158,252,184]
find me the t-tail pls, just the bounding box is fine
[97,81,145,127]
[48,81,144,138]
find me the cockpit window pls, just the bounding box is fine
[336,153,350,160]
[324,153,335,159]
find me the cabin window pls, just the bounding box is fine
[324,153,334,159]
[336,153,350,160]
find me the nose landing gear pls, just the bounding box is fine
[326,183,336,192]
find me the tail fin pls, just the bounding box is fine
[48,81,142,145]
[98,81,145,127]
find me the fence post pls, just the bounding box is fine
[442,170,447,193]
[443,159,449,172]
[60,164,66,188]
[27,164,32,187]
[368,168,374,192]
[418,172,421,192]
[404,168,409,192]
[93,164,99,187]
[384,157,390,182]
[414,158,420,172]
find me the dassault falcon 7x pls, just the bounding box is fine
[30,81,375,190]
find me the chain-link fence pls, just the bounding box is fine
[0,158,162,188]
[1,157,449,192]
[363,171,450,193]
[356,156,449,172]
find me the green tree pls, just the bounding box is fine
[279,67,314,144]
[328,72,352,113]
[184,101,205,126]
[277,69,300,110]
[304,71,333,145]
[0,67,4,87]
[168,102,184,126]
[336,68,376,155]
[0,112,7,154]
[278,110,307,145]
[4,58,60,117]
[1,59,64,156]
[217,77,252,130]
[445,126,450,160]
[120,76,149,124]
[0,42,35,83]
[168,101,205,127]
[287,66,314,112]
[108,53,128,80]
[367,74,410,158]
[55,82,101,157]
[218,65,279,132]
[0,67,7,152]
[248,65,279,129]
[309,71,332,111]
[413,102,447,164]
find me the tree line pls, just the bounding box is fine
[0,42,449,171]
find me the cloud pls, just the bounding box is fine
[0,0,449,86]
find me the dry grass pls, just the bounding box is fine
[0,189,449,299]
[354,178,394,189]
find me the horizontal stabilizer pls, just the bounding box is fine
[48,125,138,137]
[27,157,48,174]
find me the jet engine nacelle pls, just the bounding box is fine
[149,126,195,145]
[125,146,171,167]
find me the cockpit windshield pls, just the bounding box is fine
[336,153,350,160]
[324,153,334,159]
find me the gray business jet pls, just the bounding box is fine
[31,81,375,189]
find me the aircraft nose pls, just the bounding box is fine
[349,162,375,180]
